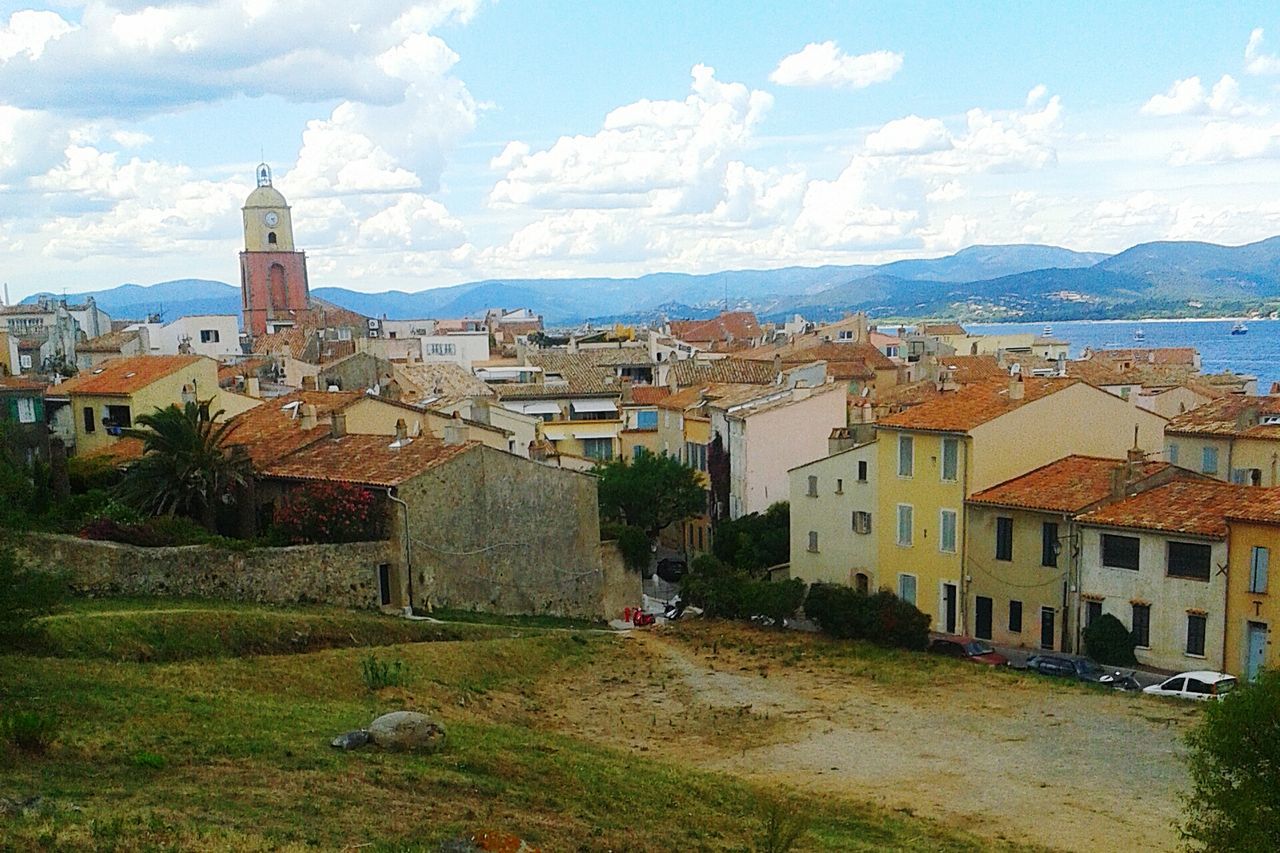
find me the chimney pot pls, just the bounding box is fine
[393,417,407,443]
[331,411,347,438]
[302,375,317,391]
[245,377,261,398]
[300,404,317,430]
[1008,374,1025,400]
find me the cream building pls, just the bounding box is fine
[789,441,878,590]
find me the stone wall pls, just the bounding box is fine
[393,444,639,619]
[16,533,394,610]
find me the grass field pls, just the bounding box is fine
[0,598,1030,851]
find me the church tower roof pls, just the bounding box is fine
[244,162,287,208]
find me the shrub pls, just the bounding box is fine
[600,522,651,571]
[745,577,808,627]
[361,654,410,691]
[67,454,124,494]
[0,546,67,645]
[681,556,807,625]
[273,482,385,545]
[1083,613,1138,666]
[804,583,930,651]
[712,502,789,572]
[1182,669,1280,850]
[0,709,57,752]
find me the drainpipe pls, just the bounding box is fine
[386,487,414,614]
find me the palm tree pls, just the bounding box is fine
[117,401,249,531]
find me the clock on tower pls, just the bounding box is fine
[239,163,310,336]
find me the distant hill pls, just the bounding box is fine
[25,238,1280,326]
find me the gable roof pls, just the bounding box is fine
[1088,347,1198,366]
[629,385,671,405]
[968,455,1176,514]
[936,354,1006,384]
[669,311,762,344]
[52,355,205,397]
[78,330,141,354]
[262,434,476,487]
[670,356,778,387]
[1165,394,1280,438]
[1076,480,1262,538]
[222,390,366,467]
[393,362,494,407]
[877,376,1078,433]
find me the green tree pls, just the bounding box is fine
[1182,670,1280,851]
[713,501,790,572]
[116,401,250,531]
[1083,613,1138,666]
[0,544,66,646]
[596,448,705,540]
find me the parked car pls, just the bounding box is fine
[927,635,1009,666]
[655,557,687,583]
[1142,670,1238,701]
[1025,654,1107,683]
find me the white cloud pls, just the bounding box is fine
[356,194,466,249]
[1246,28,1280,75]
[865,115,952,155]
[110,130,152,149]
[0,9,73,61]
[769,41,902,90]
[1141,74,1257,117]
[926,181,966,202]
[1171,120,1280,164]
[284,103,422,197]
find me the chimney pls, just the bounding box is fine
[1056,351,1067,377]
[302,375,318,391]
[300,404,317,430]
[621,376,633,404]
[331,411,347,438]
[245,377,261,398]
[1110,464,1127,498]
[1008,374,1025,400]
[393,418,408,444]
[938,367,958,393]
[443,411,469,446]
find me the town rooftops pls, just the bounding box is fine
[0,375,47,393]
[262,433,476,487]
[744,340,897,373]
[1165,394,1280,438]
[1063,359,1130,387]
[629,385,671,405]
[1222,489,1280,525]
[656,382,759,413]
[393,362,494,407]
[1088,347,1199,366]
[918,322,968,337]
[670,356,778,387]
[669,311,762,344]
[968,455,1176,514]
[51,355,205,397]
[937,354,1006,383]
[707,380,843,417]
[1076,480,1263,538]
[222,390,364,466]
[877,376,1077,433]
[78,330,141,353]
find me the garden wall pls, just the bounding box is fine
[16,533,394,610]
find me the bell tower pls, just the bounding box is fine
[239,163,310,336]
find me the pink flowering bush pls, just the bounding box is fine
[272,482,386,544]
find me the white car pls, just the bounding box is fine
[1142,670,1238,701]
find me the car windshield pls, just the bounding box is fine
[964,640,994,655]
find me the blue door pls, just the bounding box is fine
[1246,622,1268,681]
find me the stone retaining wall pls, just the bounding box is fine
[17,533,394,610]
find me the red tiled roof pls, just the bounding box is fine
[670,356,777,388]
[878,376,1077,433]
[656,382,758,412]
[82,437,146,465]
[1165,394,1280,437]
[222,390,366,467]
[51,355,205,397]
[1076,481,1263,538]
[629,386,671,405]
[919,323,967,336]
[968,455,1176,514]
[670,311,762,344]
[937,355,1005,384]
[1223,489,1280,525]
[263,434,476,487]
[1089,347,1198,366]
[78,330,141,353]
[0,375,47,393]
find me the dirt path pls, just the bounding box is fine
[533,626,1195,852]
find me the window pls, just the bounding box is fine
[16,397,35,424]
[1184,677,1211,695]
[377,564,392,607]
[1102,534,1140,570]
[582,437,613,461]
[1042,522,1059,567]
[807,475,818,497]
[1009,600,1023,633]
[1167,541,1211,581]
[807,531,819,552]
[838,330,854,340]
[941,438,958,482]
[199,329,220,343]
[697,526,704,551]
[897,435,914,477]
[635,410,658,429]
[835,478,843,494]
[267,231,278,245]
[83,406,96,433]
[854,572,869,594]
[19,354,31,370]
[898,573,917,605]
[1085,600,1102,628]
[632,446,645,460]
[896,504,913,546]
[1250,546,1270,594]
[995,517,1013,561]
[104,405,132,429]
[1132,603,1151,648]
[939,509,957,553]
[1186,613,1207,657]
[1202,446,1219,474]
[975,596,993,640]
[852,511,872,535]
[685,442,707,471]
[1167,443,1179,465]
[857,460,868,482]
[425,342,457,356]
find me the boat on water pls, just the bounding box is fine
[1133,327,1145,342]
[1231,321,1248,336]
[1042,324,1053,337]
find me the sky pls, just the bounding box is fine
[6,1,1280,300]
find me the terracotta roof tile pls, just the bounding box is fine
[669,311,762,344]
[937,354,1006,383]
[968,455,1177,514]
[919,323,967,336]
[1223,489,1280,524]
[1165,394,1280,437]
[78,330,141,353]
[1089,347,1198,366]
[656,382,759,412]
[878,376,1077,433]
[263,434,476,487]
[0,375,47,392]
[629,386,671,405]
[222,390,365,467]
[670,357,777,387]
[82,436,146,465]
[1076,480,1263,538]
[1064,359,1129,387]
[52,355,206,397]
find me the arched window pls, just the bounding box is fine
[854,572,870,594]
[267,232,277,245]
[269,263,287,309]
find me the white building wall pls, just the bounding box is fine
[789,442,879,588]
[417,332,490,369]
[1078,526,1227,671]
[129,315,241,359]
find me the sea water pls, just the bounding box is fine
[968,318,1280,394]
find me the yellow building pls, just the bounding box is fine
[50,355,260,456]
[875,375,1168,633]
[1223,494,1280,680]
[1165,394,1280,485]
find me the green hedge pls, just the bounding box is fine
[804,582,930,651]
[680,555,807,626]
[600,522,651,571]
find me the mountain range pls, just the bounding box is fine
[22,238,1280,327]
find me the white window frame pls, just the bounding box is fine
[896,503,914,547]
[898,572,917,605]
[898,434,914,478]
[939,508,958,553]
[852,511,871,535]
[16,397,36,424]
[941,437,959,482]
